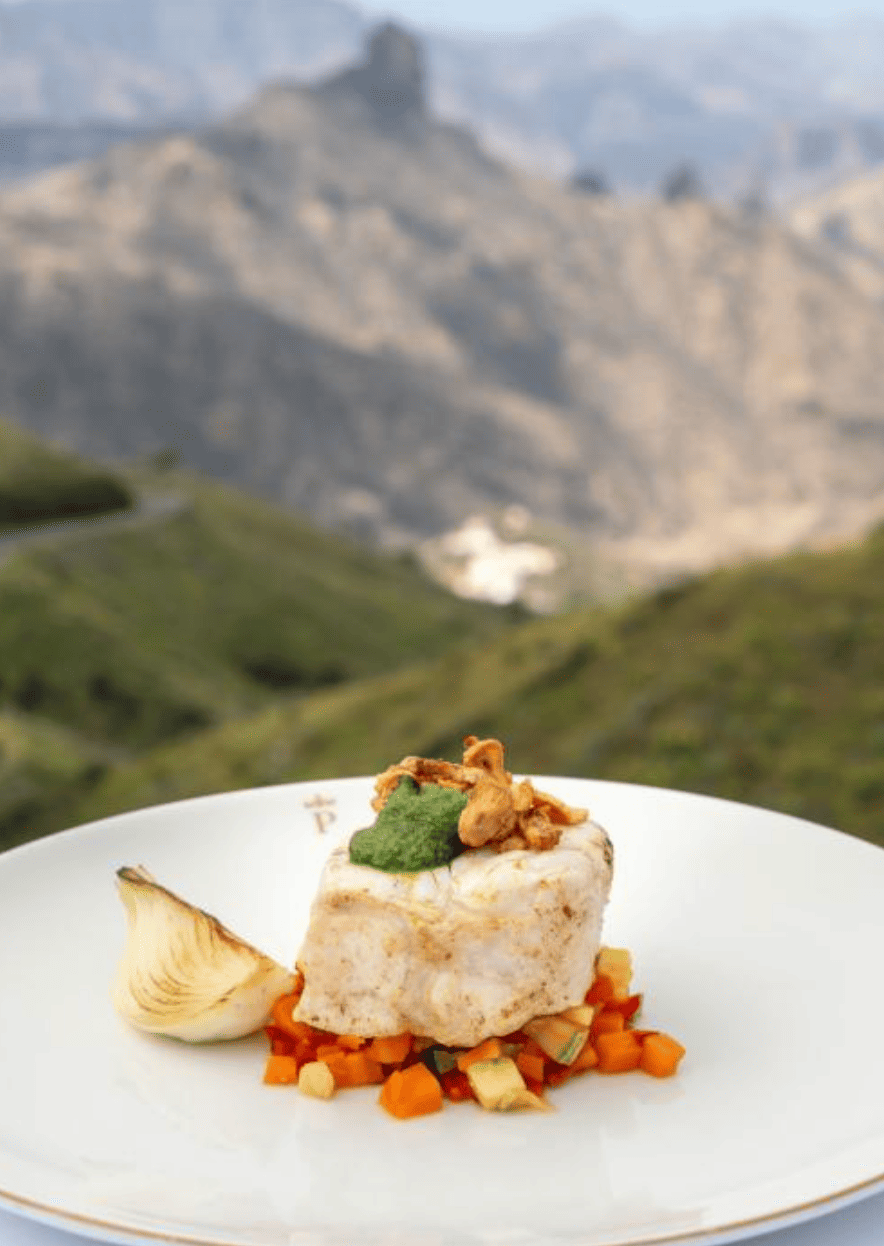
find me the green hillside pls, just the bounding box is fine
[0,467,515,751]
[0,434,517,850]
[0,416,132,532]
[66,522,884,849]
[3,419,882,854]
[0,709,119,849]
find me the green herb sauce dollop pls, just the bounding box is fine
[348,776,469,872]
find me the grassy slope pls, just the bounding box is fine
[0,447,517,850]
[69,524,884,849]
[0,710,120,851]
[0,466,514,753]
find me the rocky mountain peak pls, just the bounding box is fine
[315,22,426,126]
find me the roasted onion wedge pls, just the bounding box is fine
[113,865,294,1042]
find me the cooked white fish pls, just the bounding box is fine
[293,819,613,1047]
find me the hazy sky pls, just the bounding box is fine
[364,0,881,35]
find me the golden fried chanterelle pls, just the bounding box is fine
[371,736,588,853]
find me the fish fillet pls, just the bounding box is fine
[293,818,614,1047]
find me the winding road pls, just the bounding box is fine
[0,491,188,566]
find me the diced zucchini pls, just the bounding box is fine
[523,1015,590,1065]
[466,1057,549,1111]
[428,1047,460,1075]
[559,1003,596,1027]
[597,947,633,1000]
[496,1087,552,1112]
[298,1060,336,1099]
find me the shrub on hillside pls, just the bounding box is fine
[0,472,133,531]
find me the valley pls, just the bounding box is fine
[2,418,882,854]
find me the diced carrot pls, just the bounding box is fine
[456,1037,504,1072]
[265,1025,298,1056]
[315,1050,347,1082]
[269,994,300,1037]
[264,958,684,1111]
[439,1069,476,1102]
[610,993,643,1022]
[270,996,327,1046]
[366,1033,413,1065]
[515,1049,546,1085]
[314,1043,343,1061]
[379,1063,444,1118]
[263,1054,301,1085]
[544,1062,573,1088]
[585,973,615,1005]
[340,1052,386,1087]
[590,1009,625,1041]
[336,1034,367,1050]
[316,1049,385,1088]
[640,1033,686,1078]
[569,1042,600,1074]
[523,1075,546,1099]
[595,1031,642,1073]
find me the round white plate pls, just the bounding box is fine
[0,778,882,1246]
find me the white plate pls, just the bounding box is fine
[1,778,883,1246]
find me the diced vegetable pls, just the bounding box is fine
[298,1061,336,1099]
[496,1086,551,1111]
[639,1033,686,1078]
[544,1062,573,1088]
[596,948,633,1000]
[559,1003,596,1027]
[262,948,684,1115]
[336,1034,366,1050]
[523,1015,590,1065]
[319,1049,385,1088]
[439,1068,475,1101]
[466,1057,549,1112]
[456,1036,504,1071]
[314,1042,342,1061]
[270,992,314,1042]
[379,1063,444,1119]
[610,993,643,1022]
[515,1048,545,1085]
[569,1041,599,1074]
[428,1047,460,1075]
[590,1009,625,1039]
[263,1054,301,1085]
[366,1033,412,1064]
[585,972,615,1005]
[595,1031,643,1073]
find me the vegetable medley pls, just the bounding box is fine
[263,947,685,1118]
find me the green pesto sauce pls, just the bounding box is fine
[348,776,469,873]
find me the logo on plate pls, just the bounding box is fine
[303,792,337,834]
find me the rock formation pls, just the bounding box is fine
[316,23,426,128]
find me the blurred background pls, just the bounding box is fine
[1,0,883,853]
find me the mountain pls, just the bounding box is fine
[0,0,365,121]
[53,517,884,851]
[428,15,884,197]
[3,1,884,199]
[2,26,884,592]
[789,165,884,302]
[0,119,180,186]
